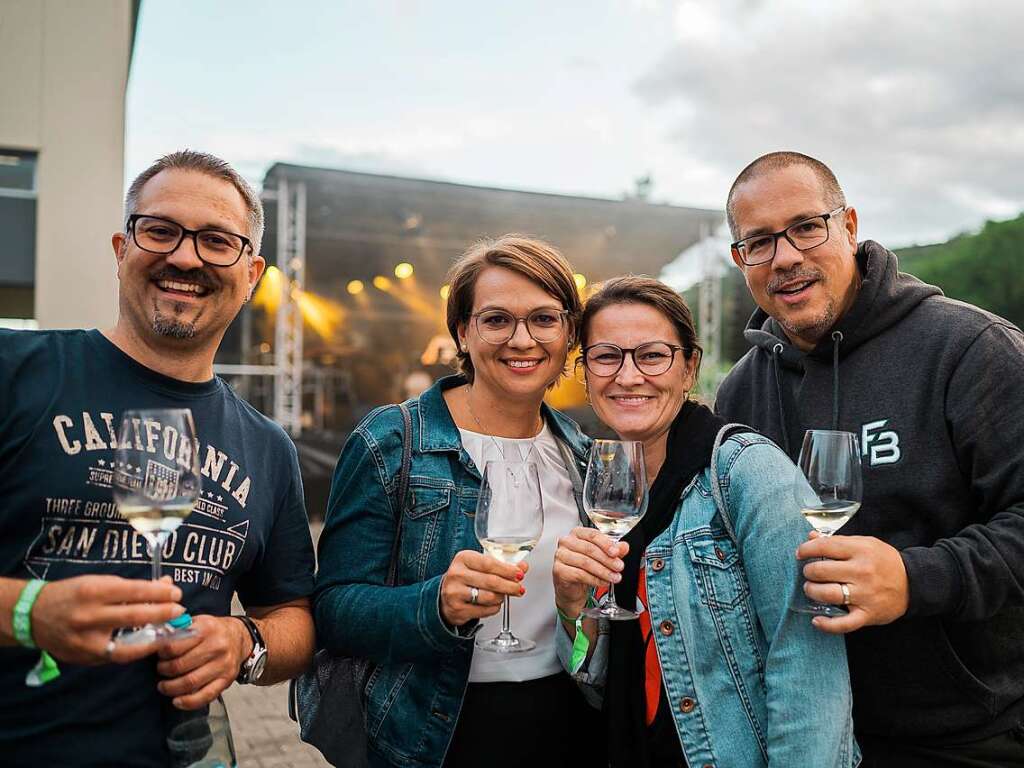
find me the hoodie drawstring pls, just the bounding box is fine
[771,343,790,454]
[831,331,843,430]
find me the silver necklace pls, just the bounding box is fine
[465,386,540,463]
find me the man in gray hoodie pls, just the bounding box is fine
[715,151,1024,766]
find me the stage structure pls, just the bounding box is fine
[218,164,724,439]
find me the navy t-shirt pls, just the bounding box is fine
[0,329,316,767]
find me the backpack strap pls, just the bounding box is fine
[708,423,754,544]
[385,402,413,587]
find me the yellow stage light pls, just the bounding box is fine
[296,290,346,339]
[440,284,450,300]
[252,265,283,313]
[394,262,414,280]
[347,279,364,295]
[574,273,587,290]
[373,276,392,291]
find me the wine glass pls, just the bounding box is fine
[792,429,863,616]
[583,440,648,621]
[474,460,544,653]
[113,408,201,643]
[166,695,237,768]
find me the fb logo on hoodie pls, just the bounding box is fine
[861,420,901,466]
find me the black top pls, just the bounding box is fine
[716,241,1024,744]
[0,330,315,767]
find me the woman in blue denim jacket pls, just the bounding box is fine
[314,236,604,768]
[553,277,859,767]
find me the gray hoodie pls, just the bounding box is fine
[715,240,1024,743]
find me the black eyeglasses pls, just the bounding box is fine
[731,206,845,266]
[471,308,569,345]
[581,342,685,377]
[126,214,251,267]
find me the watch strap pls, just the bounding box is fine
[233,615,266,683]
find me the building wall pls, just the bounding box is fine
[0,0,133,328]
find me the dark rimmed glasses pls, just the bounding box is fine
[731,206,845,266]
[126,214,251,267]
[471,308,569,345]
[581,342,685,378]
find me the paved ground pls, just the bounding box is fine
[225,522,330,767]
[224,682,329,767]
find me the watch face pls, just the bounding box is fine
[251,652,268,681]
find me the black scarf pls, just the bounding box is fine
[605,400,727,767]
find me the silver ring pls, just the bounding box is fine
[469,586,479,605]
[840,583,851,606]
[104,638,116,661]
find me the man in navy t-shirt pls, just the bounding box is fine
[0,150,316,766]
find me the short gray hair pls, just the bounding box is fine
[125,150,264,257]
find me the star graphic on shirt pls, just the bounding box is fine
[98,459,106,467]
[207,492,215,499]
[135,466,141,473]
[217,495,223,502]
[126,463,132,471]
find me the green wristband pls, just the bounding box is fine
[12,579,47,649]
[25,650,61,687]
[557,594,597,675]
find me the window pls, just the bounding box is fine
[0,149,38,321]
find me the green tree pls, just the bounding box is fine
[897,213,1024,329]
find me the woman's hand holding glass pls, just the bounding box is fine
[553,527,630,618]
[440,550,527,629]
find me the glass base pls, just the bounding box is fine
[584,603,642,622]
[475,631,535,653]
[117,622,197,646]
[790,599,849,617]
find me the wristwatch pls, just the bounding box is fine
[233,615,268,685]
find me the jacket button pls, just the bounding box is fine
[650,558,665,572]
[714,546,725,562]
[659,620,674,636]
[679,697,696,714]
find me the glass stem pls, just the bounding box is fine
[608,581,617,610]
[501,595,511,635]
[150,532,167,582]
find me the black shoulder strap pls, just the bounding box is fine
[385,402,413,587]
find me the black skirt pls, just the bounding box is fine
[443,672,607,767]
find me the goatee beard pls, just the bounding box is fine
[153,309,197,339]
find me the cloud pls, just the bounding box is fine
[635,0,1024,245]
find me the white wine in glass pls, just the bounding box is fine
[113,408,201,644]
[583,440,647,621]
[793,429,863,616]
[479,536,539,566]
[474,460,543,653]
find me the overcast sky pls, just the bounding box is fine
[127,0,1024,249]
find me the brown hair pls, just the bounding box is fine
[445,234,582,382]
[726,151,846,240]
[579,275,702,378]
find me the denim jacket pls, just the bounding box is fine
[313,376,591,768]
[558,428,860,767]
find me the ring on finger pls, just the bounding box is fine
[469,586,479,605]
[840,583,851,606]
[104,638,116,661]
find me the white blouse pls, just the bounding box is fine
[458,422,580,683]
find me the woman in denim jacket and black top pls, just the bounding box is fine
[314,236,603,768]
[553,277,859,768]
